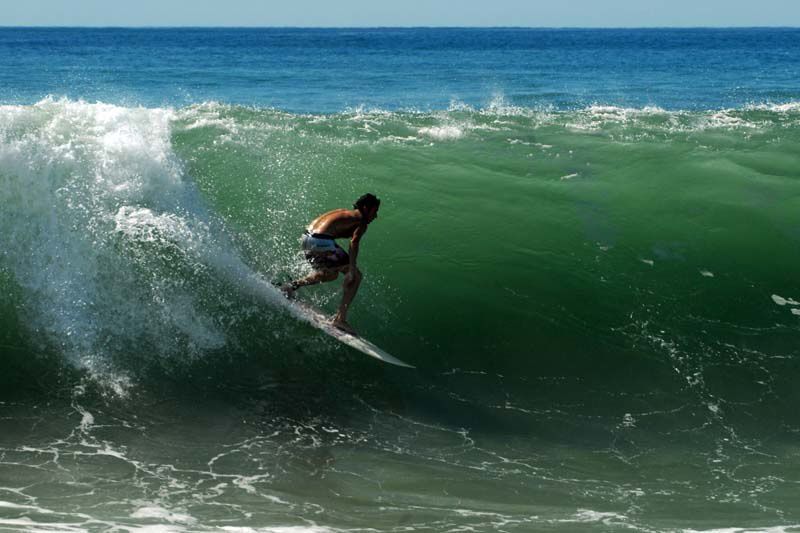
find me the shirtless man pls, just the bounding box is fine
[281,193,380,335]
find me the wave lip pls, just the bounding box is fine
[165,98,800,141]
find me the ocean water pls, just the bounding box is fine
[1,28,800,532]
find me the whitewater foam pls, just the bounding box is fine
[418,124,466,140]
[0,98,271,380]
[130,505,197,525]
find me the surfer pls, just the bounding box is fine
[281,193,381,335]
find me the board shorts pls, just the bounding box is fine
[301,231,349,270]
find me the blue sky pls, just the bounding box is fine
[3,0,799,27]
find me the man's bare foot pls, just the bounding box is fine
[332,318,357,336]
[279,282,296,299]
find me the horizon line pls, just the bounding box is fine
[1,25,799,30]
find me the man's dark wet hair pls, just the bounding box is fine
[354,193,380,211]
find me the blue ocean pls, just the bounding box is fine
[1,28,800,532]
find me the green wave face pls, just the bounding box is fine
[2,99,800,397]
[173,102,800,368]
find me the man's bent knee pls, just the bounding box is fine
[348,268,362,284]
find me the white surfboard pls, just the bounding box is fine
[282,297,415,369]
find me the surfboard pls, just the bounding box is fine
[281,296,415,369]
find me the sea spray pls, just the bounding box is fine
[0,99,244,378]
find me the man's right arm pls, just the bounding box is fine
[347,223,367,272]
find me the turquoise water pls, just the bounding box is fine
[1,28,800,532]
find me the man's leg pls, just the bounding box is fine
[332,267,362,334]
[281,269,338,298]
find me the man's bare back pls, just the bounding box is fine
[307,209,367,240]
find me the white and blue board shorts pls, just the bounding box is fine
[301,231,349,270]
